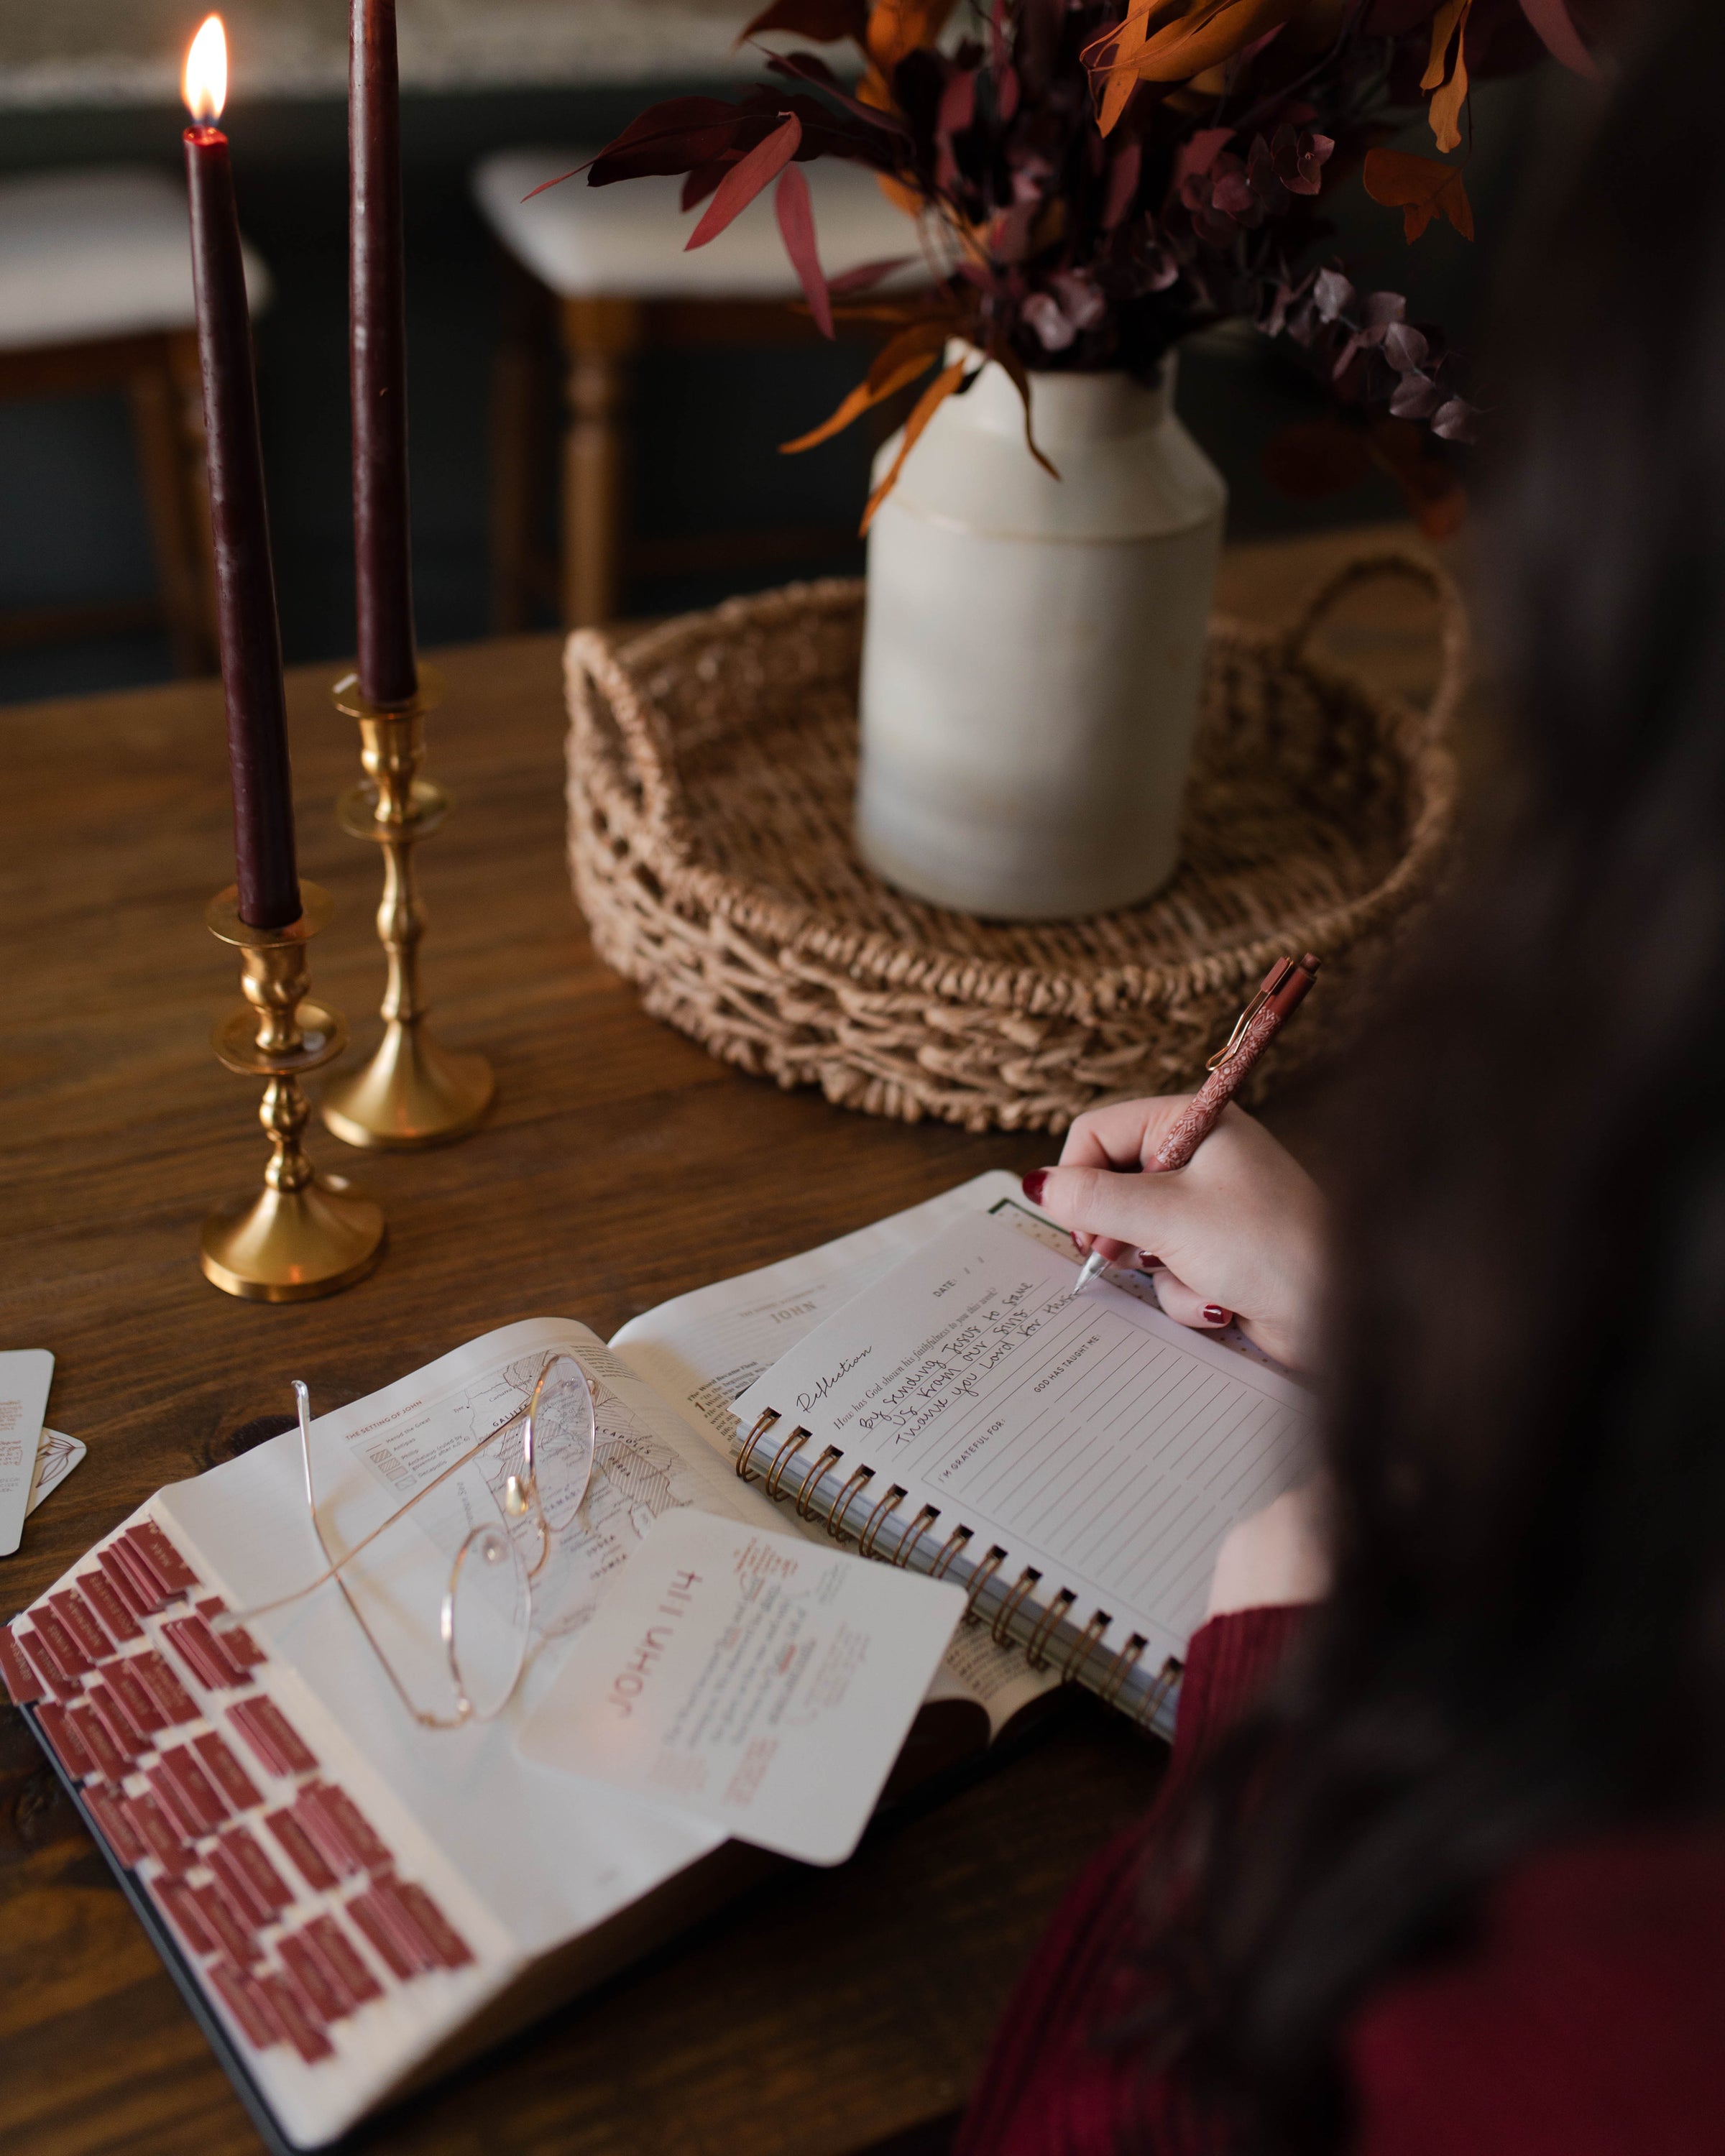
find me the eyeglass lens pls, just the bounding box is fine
[446,1524,532,1721]
[525,1353,597,1532]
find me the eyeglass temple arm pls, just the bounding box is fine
[216,1383,528,1628]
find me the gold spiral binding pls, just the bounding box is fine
[991,1567,1042,1649]
[764,1427,811,1500]
[929,1524,972,1580]
[857,1485,907,1560]
[963,1546,1007,1624]
[1136,1655,1183,1731]
[794,1445,842,1520]
[1099,1631,1149,1710]
[893,1503,939,1567]
[1024,1588,1076,1671]
[1061,1609,1111,1685]
[736,1409,779,1482]
[827,1464,875,1544]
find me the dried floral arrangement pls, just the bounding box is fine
[582,1,1604,530]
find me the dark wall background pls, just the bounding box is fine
[0,73,1556,708]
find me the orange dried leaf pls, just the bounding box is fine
[1363,147,1474,242]
[1422,0,1472,153]
[860,356,970,530]
[779,321,948,453]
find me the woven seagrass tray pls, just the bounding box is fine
[564,550,1467,1133]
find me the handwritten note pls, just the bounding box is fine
[0,1351,53,1558]
[731,1217,1315,1662]
[516,1511,965,1865]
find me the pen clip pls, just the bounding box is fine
[1206,959,1296,1072]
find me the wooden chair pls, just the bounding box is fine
[472,149,918,630]
[0,166,272,676]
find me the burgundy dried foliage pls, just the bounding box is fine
[579,0,1597,522]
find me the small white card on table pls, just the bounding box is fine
[518,1510,966,1866]
[0,1350,55,1557]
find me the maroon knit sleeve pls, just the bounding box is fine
[953,1604,1311,2156]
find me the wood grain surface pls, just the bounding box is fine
[0,522,1449,2156]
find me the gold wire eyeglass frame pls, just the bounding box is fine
[216,1353,596,1730]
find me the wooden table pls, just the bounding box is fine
[0,524,1451,2156]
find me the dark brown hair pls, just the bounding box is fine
[1149,4,1725,2145]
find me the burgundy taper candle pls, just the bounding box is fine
[350,0,418,707]
[183,19,301,931]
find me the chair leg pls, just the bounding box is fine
[166,328,221,669]
[559,295,643,630]
[489,251,551,635]
[128,341,213,676]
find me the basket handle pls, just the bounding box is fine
[1283,547,1471,745]
[566,626,684,847]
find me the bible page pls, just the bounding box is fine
[610,1171,1057,1731]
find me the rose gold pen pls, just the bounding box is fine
[1070,952,1321,1296]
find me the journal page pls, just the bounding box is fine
[730,1215,1318,1673]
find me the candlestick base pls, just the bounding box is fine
[201,883,386,1302]
[322,665,496,1150]
[321,1021,494,1151]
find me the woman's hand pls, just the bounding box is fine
[1205,1484,1331,1618]
[1021,1096,1327,1370]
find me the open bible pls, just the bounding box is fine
[0,1170,1314,2150]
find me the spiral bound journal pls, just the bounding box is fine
[724,1210,1318,1733]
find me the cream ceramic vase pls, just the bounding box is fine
[856,353,1226,919]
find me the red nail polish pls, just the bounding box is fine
[1203,1305,1228,1325]
[1137,1256,1162,1271]
[1021,1169,1050,1205]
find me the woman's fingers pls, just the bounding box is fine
[1058,1095,1196,1171]
[1024,1162,1184,1253]
[1149,1268,1231,1332]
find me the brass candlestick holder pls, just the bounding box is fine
[201,882,387,1302]
[321,664,494,1149]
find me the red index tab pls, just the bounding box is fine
[76,1570,142,1646]
[191,1878,259,1966]
[277,1931,348,2022]
[193,1731,261,1812]
[130,1520,201,1594]
[107,1659,169,1738]
[385,1878,474,1971]
[96,1546,155,1621]
[31,1606,92,1678]
[35,1702,97,1781]
[105,1537,169,1614]
[131,1649,196,1727]
[68,1703,126,1783]
[47,1590,111,1664]
[152,1876,220,1958]
[218,1825,293,1914]
[0,1628,46,1705]
[208,1960,281,2051]
[197,1597,266,1669]
[157,1745,229,1834]
[86,1678,148,1759]
[85,1783,146,1868]
[303,1782,392,1872]
[345,1886,427,1980]
[305,1915,382,2007]
[162,1615,244,1693]
[144,1764,205,1844]
[15,1623,77,1695]
[227,1696,316,1779]
[263,1807,338,1894]
[124,1789,190,1876]
[255,1971,334,2063]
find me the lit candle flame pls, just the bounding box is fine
[183,15,228,124]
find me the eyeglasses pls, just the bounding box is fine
[216,1353,597,1729]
